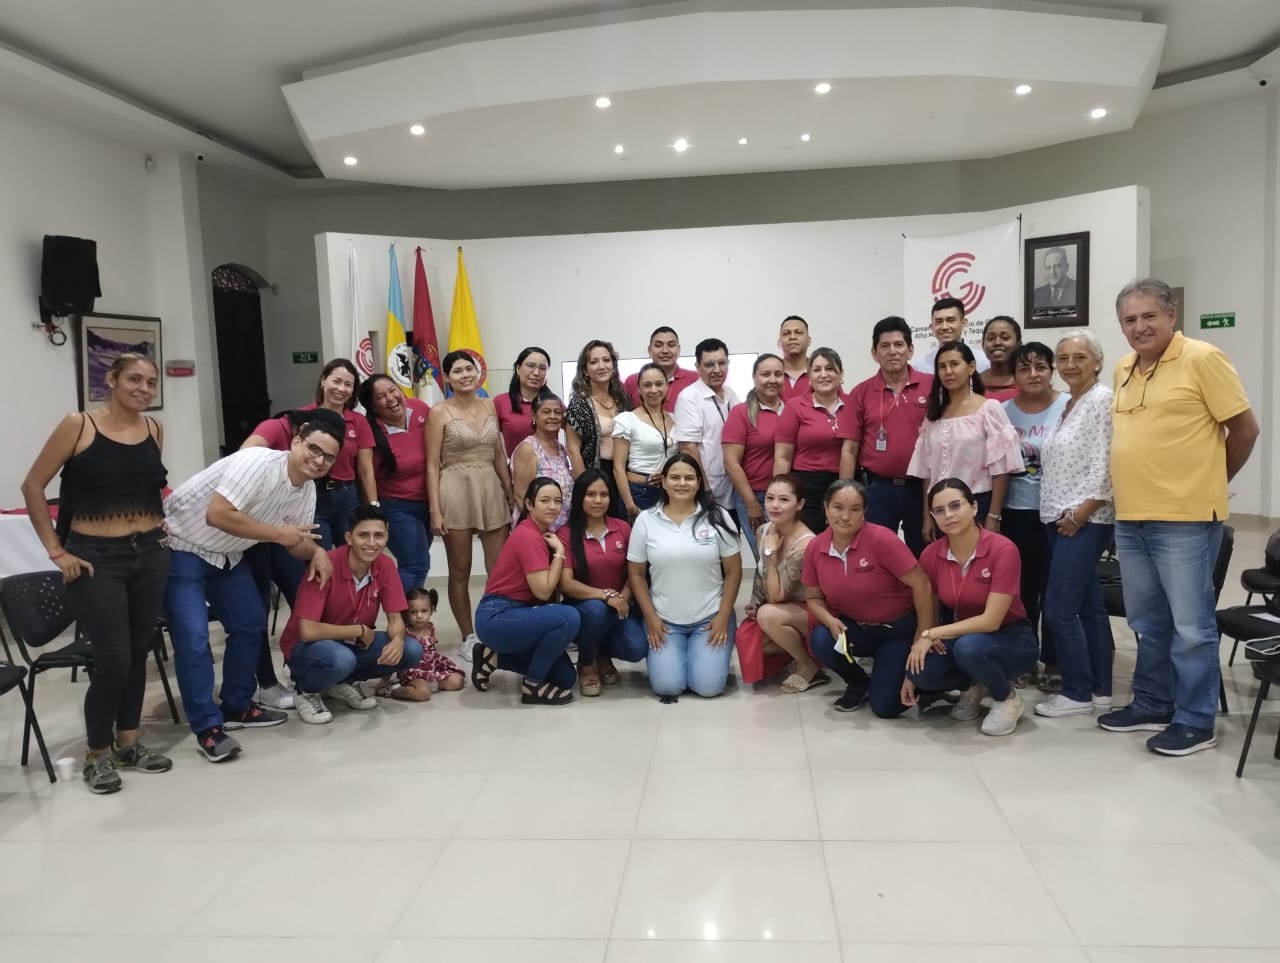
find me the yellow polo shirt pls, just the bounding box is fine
[1110,332,1250,521]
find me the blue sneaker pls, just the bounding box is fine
[1097,706,1173,732]
[1147,724,1217,756]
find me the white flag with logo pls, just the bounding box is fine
[903,220,1020,355]
[348,241,376,378]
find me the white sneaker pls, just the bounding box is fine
[458,633,478,662]
[324,682,376,710]
[295,690,332,725]
[257,683,295,710]
[981,691,1025,736]
[1093,694,1113,711]
[1035,693,1095,718]
[950,684,987,721]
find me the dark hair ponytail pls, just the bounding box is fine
[508,346,552,414]
[357,374,398,474]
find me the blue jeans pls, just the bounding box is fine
[863,475,925,557]
[647,615,737,698]
[245,541,304,688]
[1045,522,1115,702]
[314,482,359,550]
[165,550,267,734]
[733,490,767,560]
[570,599,650,665]
[475,594,580,686]
[382,497,433,594]
[629,481,661,513]
[810,611,916,718]
[1115,520,1223,730]
[906,621,1038,702]
[287,632,423,693]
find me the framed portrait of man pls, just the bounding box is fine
[1024,232,1090,329]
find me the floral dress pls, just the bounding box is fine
[397,624,461,686]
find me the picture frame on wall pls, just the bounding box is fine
[1024,231,1090,329]
[76,312,163,410]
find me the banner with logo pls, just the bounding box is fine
[348,242,376,379]
[903,220,1020,354]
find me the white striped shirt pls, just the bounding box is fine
[164,447,316,568]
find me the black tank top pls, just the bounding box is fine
[57,413,168,540]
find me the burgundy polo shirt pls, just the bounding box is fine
[558,517,632,592]
[721,403,783,491]
[374,398,430,501]
[838,368,932,479]
[802,523,918,623]
[279,547,407,660]
[777,396,845,472]
[919,528,1027,625]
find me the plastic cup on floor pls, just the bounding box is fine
[55,757,78,782]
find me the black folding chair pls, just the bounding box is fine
[1,660,55,782]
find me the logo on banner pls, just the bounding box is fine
[931,251,988,315]
[354,336,375,378]
[388,343,416,390]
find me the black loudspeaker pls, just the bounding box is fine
[39,235,101,320]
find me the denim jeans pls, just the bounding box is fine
[570,599,650,665]
[314,482,359,550]
[64,529,170,749]
[1001,508,1054,664]
[1115,520,1223,730]
[475,594,580,685]
[733,489,767,560]
[906,620,1038,702]
[382,496,433,594]
[165,550,267,734]
[244,541,304,688]
[810,611,916,718]
[629,481,661,513]
[863,475,925,558]
[1045,522,1115,702]
[647,615,737,698]
[287,631,423,693]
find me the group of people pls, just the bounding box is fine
[17,276,1258,794]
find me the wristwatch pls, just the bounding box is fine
[762,547,775,557]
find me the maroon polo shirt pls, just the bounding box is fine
[721,403,783,491]
[484,517,555,604]
[802,523,919,623]
[838,368,932,479]
[373,398,430,502]
[558,517,632,592]
[777,396,845,473]
[279,547,407,660]
[919,528,1026,625]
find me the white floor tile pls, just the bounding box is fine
[611,840,838,942]
[813,769,1013,841]
[636,769,819,840]
[0,935,162,963]
[825,841,1073,945]
[456,769,646,839]
[843,946,1088,963]
[606,941,842,962]
[376,938,607,963]
[155,937,377,962]
[1026,842,1280,946]
[397,839,630,939]
[1086,950,1280,963]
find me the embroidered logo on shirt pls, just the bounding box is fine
[859,558,869,568]
[347,429,357,439]
[981,568,991,578]
[614,540,624,550]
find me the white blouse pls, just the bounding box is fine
[1039,383,1115,525]
[612,410,674,474]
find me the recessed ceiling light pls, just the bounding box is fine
[409,124,426,136]
[814,82,832,94]
[673,138,689,152]
[343,155,358,166]
[595,96,611,109]
[614,144,624,154]
[738,137,748,145]
[800,133,811,142]
[1090,107,1108,119]
[1015,84,1032,95]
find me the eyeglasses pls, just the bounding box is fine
[929,499,968,519]
[1115,359,1158,415]
[303,442,339,466]
[520,362,549,373]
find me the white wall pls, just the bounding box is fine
[0,99,216,501]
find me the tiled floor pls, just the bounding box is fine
[2,522,1280,961]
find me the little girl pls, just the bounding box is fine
[380,588,465,701]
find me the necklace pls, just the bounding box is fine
[641,403,671,455]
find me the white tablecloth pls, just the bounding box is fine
[0,514,57,580]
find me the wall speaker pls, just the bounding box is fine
[39,234,101,320]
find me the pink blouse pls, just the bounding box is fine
[906,398,1024,494]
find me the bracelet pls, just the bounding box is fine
[48,550,67,561]
[989,513,1002,522]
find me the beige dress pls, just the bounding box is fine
[439,410,509,532]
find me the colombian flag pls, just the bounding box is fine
[385,245,412,396]
[447,246,489,396]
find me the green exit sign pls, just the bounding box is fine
[1200,312,1235,330]
[292,351,320,364]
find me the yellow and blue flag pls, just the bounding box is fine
[385,245,414,396]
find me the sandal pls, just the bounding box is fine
[521,679,574,706]
[781,670,831,694]
[471,644,498,692]
[597,655,620,686]
[578,664,602,697]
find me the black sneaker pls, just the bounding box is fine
[1147,723,1217,756]
[195,726,242,763]
[221,703,288,730]
[1097,706,1173,733]
[83,753,122,794]
[833,686,868,712]
[111,741,173,773]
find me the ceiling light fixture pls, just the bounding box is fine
[814,82,832,94]
[595,96,611,109]
[800,133,811,142]
[738,137,748,145]
[343,156,358,166]
[673,138,689,152]
[614,144,624,154]
[409,124,426,136]
[1090,107,1108,119]
[1015,84,1032,95]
